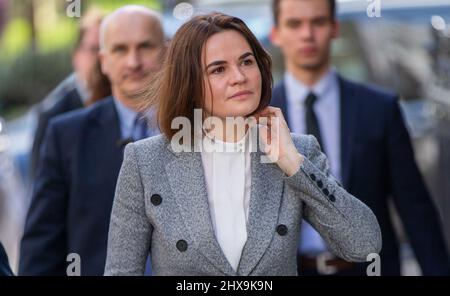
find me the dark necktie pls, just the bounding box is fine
[116,114,150,148]
[132,113,149,141]
[304,92,325,151]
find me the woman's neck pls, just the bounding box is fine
[206,117,250,143]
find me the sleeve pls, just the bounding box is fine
[284,135,382,262]
[19,121,68,275]
[386,99,450,275]
[104,143,153,276]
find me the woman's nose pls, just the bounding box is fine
[230,67,246,85]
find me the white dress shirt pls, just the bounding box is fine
[284,69,342,255]
[199,131,252,271]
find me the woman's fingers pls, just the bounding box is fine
[255,107,287,127]
[259,124,270,146]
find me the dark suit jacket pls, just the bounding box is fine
[20,97,125,275]
[271,76,450,275]
[0,242,13,276]
[30,88,83,178]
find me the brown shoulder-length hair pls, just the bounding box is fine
[143,12,273,141]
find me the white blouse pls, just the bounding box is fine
[199,131,252,271]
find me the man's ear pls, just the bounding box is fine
[331,20,340,39]
[98,51,108,75]
[270,26,282,48]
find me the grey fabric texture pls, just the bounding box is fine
[104,133,381,276]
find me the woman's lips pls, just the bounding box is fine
[229,90,253,100]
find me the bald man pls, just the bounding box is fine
[19,6,165,276]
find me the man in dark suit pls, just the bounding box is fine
[30,9,103,178]
[270,0,450,275]
[0,242,13,276]
[19,5,164,275]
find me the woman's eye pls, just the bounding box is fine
[211,66,225,74]
[242,59,254,66]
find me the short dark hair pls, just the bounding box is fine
[272,0,336,26]
[144,12,273,141]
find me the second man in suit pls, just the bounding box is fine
[19,5,165,275]
[270,0,450,275]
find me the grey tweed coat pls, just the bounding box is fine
[104,133,381,276]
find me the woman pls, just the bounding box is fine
[104,13,381,276]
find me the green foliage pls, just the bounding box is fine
[37,17,77,53]
[0,48,72,113]
[0,0,161,116]
[86,0,161,11]
[0,18,32,61]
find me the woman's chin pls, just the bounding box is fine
[228,104,260,118]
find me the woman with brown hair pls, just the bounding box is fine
[104,12,381,276]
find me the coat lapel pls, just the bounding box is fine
[237,145,284,275]
[165,146,236,275]
[339,77,359,189]
[77,98,124,192]
[164,133,284,276]
[271,82,290,126]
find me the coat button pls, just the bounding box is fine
[276,224,288,236]
[310,174,316,181]
[329,194,336,202]
[151,194,162,206]
[322,188,329,196]
[176,240,188,252]
[317,180,323,188]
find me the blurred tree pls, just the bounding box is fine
[0,0,161,116]
[0,0,7,37]
[8,0,38,53]
[26,0,36,52]
[85,0,160,11]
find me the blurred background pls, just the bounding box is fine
[1,0,450,275]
